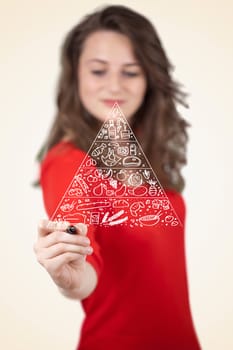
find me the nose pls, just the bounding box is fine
[107,72,122,94]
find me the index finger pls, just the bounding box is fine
[38,220,87,237]
[37,220,67,237]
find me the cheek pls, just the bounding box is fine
[80,78,95,96]
[133,79,147,99]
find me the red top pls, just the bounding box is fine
[40,141,201,350]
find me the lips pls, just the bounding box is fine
[102,99,125,106]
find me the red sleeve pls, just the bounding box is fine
[39,141,103,278]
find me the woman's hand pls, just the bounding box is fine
[34,220,96,298]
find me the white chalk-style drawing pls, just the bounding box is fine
[148,180,157,196]
[63,212,86,223]
[116,169,127,182]
[50,103,182,228]
[93,183,107,196]
[76,201,111,210]
[128,172,143,187]
[128,185,148,196]
[122,155,141,167]
[138,212,162,226]
[60,200,76,212]
[143,169,150,180]
[130,202,145,217]
[91,143,107,157]
[90,212,100,225]
[165,215,174,223]
[68,188,83,197]
[115,183,127,196]
[75,175,89,193]
[112,200,129,208]
[101,148,121,166]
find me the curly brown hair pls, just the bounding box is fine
[38,5,190,192]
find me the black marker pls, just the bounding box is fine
[66,225,77,234]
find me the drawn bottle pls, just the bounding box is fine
[108,120,116,139]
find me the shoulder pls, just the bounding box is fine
[39,141,87,190]
[39,141,87,215]
[40,141,86,173]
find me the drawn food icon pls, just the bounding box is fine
[115,183,127,196]
[148,180,157,196]
[122,156,141,167]
[96,168,113,179]
[102,169,113,179]
[106,190,115,196]
[101,148,121,167]
[63,212,86,223]
[130,201,145,216]
[113,200,129,208]
[109,178,118,189]
[165,215,174,223]
[139,214,161,226]
[171,221,179,226]
[68,188,83,196]
[143,169,150,179]
[139,211,162,226]
[117,146,129,156]
[76,201,111,210]
[116,169,127,181]
[87,174,98,182]
[128,185,147,196]
[91,143,107,157]
[93,183,107,196]
[152,199,161,209]
[60,200,76,212]
[128,172,142,187]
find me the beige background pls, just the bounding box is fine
[0,0,232,349]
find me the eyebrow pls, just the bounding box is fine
[86,59,140,67]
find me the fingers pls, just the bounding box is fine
[38,219,67,237]
[34,220,93,267]
[43,252,85,276]
[37,242,93,261]
[38,220,87,237]
[36,230,90,250]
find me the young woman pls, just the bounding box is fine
[34,5,201,350]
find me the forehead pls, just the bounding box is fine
[80,30,138,64]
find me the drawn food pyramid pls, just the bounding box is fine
[51,103,182,228]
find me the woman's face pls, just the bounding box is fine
[78,30,147,122]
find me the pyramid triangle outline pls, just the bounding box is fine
[50,102,183,228]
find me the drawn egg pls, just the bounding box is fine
[139,214,160,226]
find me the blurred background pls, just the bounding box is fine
[0,0,232,349]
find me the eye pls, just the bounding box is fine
[91,70,106,76]
[123,71,140,77]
